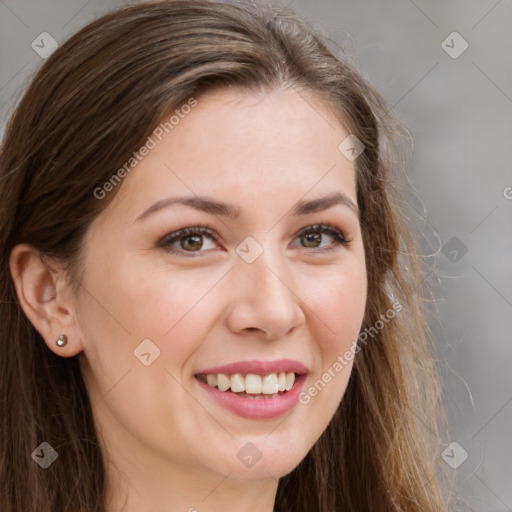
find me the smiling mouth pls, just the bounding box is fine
[195,371,296,399]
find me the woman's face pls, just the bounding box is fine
[74,87,367,486]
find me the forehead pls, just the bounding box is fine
[97,87,357,224]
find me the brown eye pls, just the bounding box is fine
[180,234,204,251]
[158,223,348,258]
[294,224,349,252]
[158,226,219,256]
[301,232,322,248]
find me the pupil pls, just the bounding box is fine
[304,233,320,248]
[182,235,202,251]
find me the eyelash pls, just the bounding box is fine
[157,223,349,257]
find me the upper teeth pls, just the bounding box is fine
[204,372,296,394]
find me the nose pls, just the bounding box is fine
[225,246,306,340]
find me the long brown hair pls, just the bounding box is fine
[0,1,446,510]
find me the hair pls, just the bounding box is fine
[0,0,447,510]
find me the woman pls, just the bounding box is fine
[0,1,446,510]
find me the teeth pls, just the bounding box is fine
[278,372,287,392]
[230,373,245,392]
[262,373,279,394]
[285,372,294,391]
[245,374,262,394]
[217,373,230,392]
[202,371,296,394]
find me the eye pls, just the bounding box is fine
[157,226,220,256]
[157,223,349,257]
[292,223,349,252]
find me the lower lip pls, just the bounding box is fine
[195,374,307,420]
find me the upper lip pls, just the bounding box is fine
[195,359,309,376]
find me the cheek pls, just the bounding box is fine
[76,262,224,458]
[97,263,221,365]
[294,264,366,424]
[301,264,367,358]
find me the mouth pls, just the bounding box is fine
[195,371,298,399]
[193,360,308,419]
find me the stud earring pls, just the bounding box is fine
[56,334,68,347]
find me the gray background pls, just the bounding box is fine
[1,0,511,510]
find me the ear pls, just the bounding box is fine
[9,244,84,357]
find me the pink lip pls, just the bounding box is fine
[195,358,309,376]
[195,373,307,420]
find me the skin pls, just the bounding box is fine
[10,87,367,512]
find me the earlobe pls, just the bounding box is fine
[9,244,83,357]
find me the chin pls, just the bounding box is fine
[213,439,307,482]
[226,457,300,482]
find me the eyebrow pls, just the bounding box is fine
[135,191,359,223]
